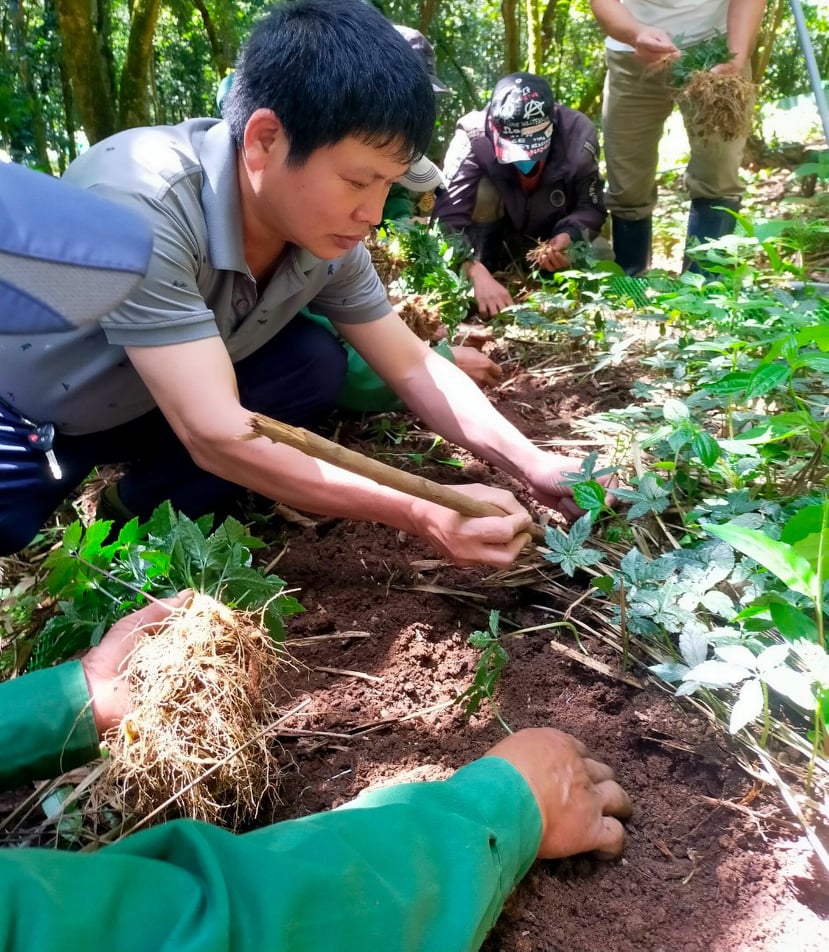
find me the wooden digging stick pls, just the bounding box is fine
[241,413,546,543]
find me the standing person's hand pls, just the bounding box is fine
[485,728,632,859]
[466,261,514,319]
[633,27,679,64]
[81,592,191,734]
[710,57,745,77]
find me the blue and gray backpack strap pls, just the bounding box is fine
[0,161,152,334]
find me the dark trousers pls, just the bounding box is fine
[0,317,348,555]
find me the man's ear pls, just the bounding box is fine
[243,109,286,171]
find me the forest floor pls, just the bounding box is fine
[244,356,828,952]
[3,154,829,949]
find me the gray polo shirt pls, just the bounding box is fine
[0,119,390,434]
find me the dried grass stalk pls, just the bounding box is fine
[526,239,553,269]
[90,593,287,830]
[675,72,755,141]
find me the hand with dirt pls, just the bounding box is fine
[633,27,679,64]
[451,345,503,387]
[531,233,572,272]
[524,453,615,521]
[465,260,514,319]
[710,57,745,76]
[485,728,632,859]
[409,483,532,568]
[81,592,191,735]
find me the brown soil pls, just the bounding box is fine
[245,360,828,950]
[3,342,828,948]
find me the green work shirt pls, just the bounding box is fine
[0,662,542,951]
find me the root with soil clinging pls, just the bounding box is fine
[89,593,288,830]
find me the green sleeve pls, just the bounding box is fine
[382,183,416,222]
[0,660,99,791]
[0,757,541,952]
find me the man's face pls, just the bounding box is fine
[252,130,410,259]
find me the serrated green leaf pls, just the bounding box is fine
[679,627,710,667]
[684,659,750,686]
[702,521,818,599]
[662,397,689,423]
[568,512,594,548]
[715,644,757,669]
[755,643,789,674]
[469,630,490,650]
[700,590,734,618]
[79,520,115,561]
[649,661,690,683]
[62,521,83,553]
[675,680,701,697]
[762,666,816,710]
[572,480,607,512]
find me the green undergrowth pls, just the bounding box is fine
[27,501,303,671]
[482,206,829,817]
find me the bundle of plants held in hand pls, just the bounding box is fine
[36,503,303,832]
[669,33,755,141]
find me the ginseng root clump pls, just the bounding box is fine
[93,593,286,829]
[675,71,755,141]
[396,295,443,341]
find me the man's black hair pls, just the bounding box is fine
[224,0,435,166]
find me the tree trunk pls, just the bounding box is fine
[118,0,162,129]
[752,0,785,88]
[502,0,520,73]
[192,0,235,77]
[540,0,558,52]
[54,0,117,144]
[418,0,440,35]
[9,0,51,168]
[525,0,541,73]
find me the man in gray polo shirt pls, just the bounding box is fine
[0,0,601,565]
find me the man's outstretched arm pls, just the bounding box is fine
[342,313,611,522]
[126,335,533,568]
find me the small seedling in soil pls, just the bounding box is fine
[456,609,512,733]
[89,592,289,830]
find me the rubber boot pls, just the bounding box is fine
[683,198,741,273]
[611,215,652,276]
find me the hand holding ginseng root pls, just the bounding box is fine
[84,592,289,829]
